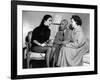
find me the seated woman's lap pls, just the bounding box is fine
[31,46,51,53]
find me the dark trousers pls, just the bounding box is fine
[31,46,52,67]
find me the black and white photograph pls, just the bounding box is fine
[23,11,90,68]
[11,1,97,79]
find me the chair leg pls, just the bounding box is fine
[27,58,30,68]
[30,62,32,68]
[53,55,56,67]
[27,53,30,68]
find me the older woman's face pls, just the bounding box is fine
[71,18,77,28]
[44,17,52,26]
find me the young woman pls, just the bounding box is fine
[31,15,53,67]
[57,15,89,67]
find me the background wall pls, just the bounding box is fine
[0,0,99,80]
[23,11,89,47]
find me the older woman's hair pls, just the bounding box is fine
[71,15,82,26]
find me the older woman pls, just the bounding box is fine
[57,15,89,67]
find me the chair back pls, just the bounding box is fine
[26,31,33,51]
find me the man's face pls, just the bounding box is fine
[60,20,68,30]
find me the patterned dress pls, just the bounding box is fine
[57,26,89,66]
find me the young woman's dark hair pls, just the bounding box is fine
[71,15,82,26]
[40,15,52,27]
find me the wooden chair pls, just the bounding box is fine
[25,31,45,68]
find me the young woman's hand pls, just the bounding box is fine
[41,43,46,47]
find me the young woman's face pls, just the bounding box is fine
[71,18,77,28]
[44,17,52,26]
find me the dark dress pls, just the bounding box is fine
[31,25,51,53]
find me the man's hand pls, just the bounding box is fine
[62,41,69,46]
[62,41,68,45]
